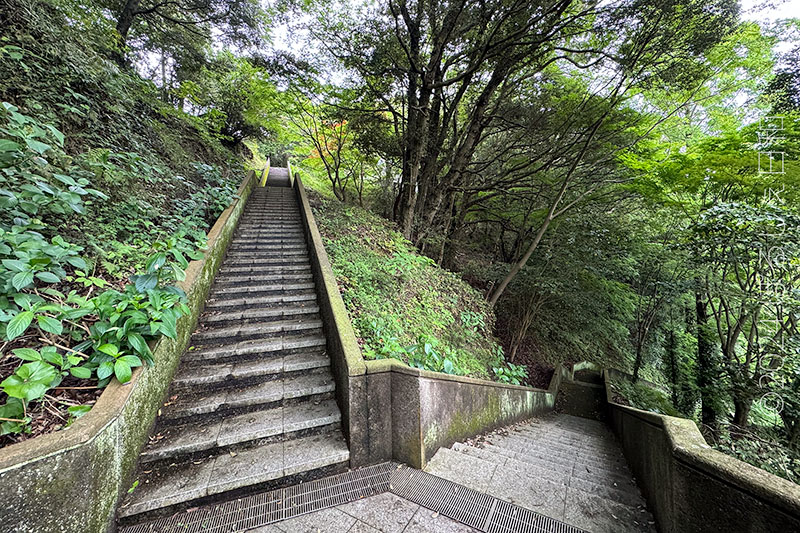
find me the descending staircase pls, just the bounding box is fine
[425,413,655,533]
[118,168,349,525]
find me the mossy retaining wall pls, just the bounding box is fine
[293,173,563,469]
[0,170,257,533]
[603,369,800,532]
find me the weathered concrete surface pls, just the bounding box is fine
[604,370,800,533]
[293,174,366,465]
[0,171,258,533]
[260,491,480,533]
[557,380,607,421]
[425,414,655,533]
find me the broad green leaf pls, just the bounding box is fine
[145,253,167,274]
[66,256,87,270]
[2,259,26,272]
[41,349,63,367]
[35,271,61,284]
[97,343,120,357]
[133,273,158,293]
[25,139,51,154]
[6,310,33,340]
[1,361,58,401]
[11,271,34,291]
[127,332,151,359]
[114,359,132,383]
[12,348,41,361]
[118,354,142,367]
[37,315,63,335]
[97,361,114,380]
[69,366,92,379]
[0,139,21,153]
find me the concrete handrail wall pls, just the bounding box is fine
[293,172,563,468]
[602,368,800,532]
[0,170,259,533]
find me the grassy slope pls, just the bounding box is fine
[302,174,504,381]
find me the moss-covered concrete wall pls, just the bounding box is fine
[603,370,800,533]
[0,171,257,533]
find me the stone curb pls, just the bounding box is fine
[602,367,800,532]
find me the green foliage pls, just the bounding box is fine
[493,360,529,386]
[0,108,215,438]
[609,377,683,417]
[307,187,509,381]
[714,423,800,484]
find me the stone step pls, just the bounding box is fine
[202,303,320,325]
[235,229,305,236]
[223,256,310,267]
[450,443,641,503]
[226,250,308,259]
[118,431,349,521]
[159,370,337,422]
[227,243,308,252]
[204,292,317,311]
[208,285,316,301]
[218,264,313,276]
[513,425,619,452]
[141,399,342,464]
[524,417,613,439]
[480,442,636,488]
[172,351,329,389]
[212,272,314,287]
[496,431,629,466]
[192,317,323,345]
[211,282,315,297]
[228,241,307,249]
[184,334,327,364]
[465,434,629,477]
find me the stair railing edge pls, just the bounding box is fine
[599,366,800,532]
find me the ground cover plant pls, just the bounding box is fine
[0,104,239,444]
[306,187,528,384]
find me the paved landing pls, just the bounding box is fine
[250,492,479,533]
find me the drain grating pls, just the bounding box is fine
[389,466,589,533]
[121,463,588,533]
[120,462,394,533]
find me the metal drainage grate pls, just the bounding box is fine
[121,462,394,533]
[389,467,589,533]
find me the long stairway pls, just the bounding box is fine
[118,168,349,525]
[425,413,655,533]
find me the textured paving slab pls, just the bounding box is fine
[121,463,585,533]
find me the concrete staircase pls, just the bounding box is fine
[118,168,349,525]
[425,413,655,533]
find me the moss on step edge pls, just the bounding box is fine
[0,170,257,533]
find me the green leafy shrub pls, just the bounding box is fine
[0,110,216,438]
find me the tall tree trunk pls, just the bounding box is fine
[696,289,718,432]
[116,0,140,39]
[666,328,680,409]
[488,116,606,307]
[732,395,752,427]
